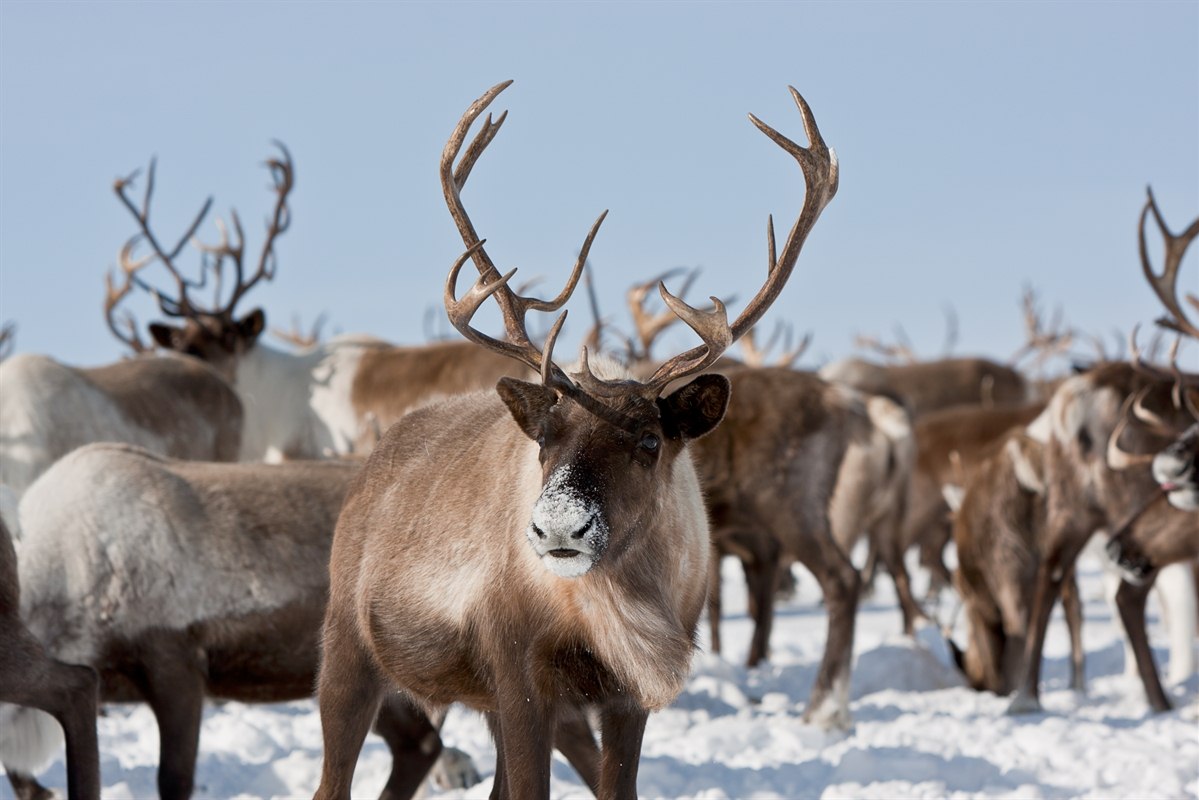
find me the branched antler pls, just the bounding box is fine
[441,81,837,423]
[107,142,295,348]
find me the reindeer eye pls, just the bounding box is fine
[639,433,660,453]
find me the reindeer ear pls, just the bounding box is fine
[148,323,183,350]
[659,374,730,441]
[497,378,559,442]
[237,308,266,345]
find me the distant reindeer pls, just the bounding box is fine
[948,430,1086,695]
[1010,189,1198,714]
[0,501,99,800]
[0,444,447,800]
[0,255,242,495]
[111,144,527,462]
[313,80,838,799]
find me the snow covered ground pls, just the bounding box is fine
[3,550,1196,800]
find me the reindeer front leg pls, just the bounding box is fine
[492,675,554,800]
[598,699,648,800]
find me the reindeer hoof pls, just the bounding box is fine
[1006,691,1042,715]
[430,746,482,790]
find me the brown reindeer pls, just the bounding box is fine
[312,80,837,800]
[949,430,1086,695]
[0,509,100,800]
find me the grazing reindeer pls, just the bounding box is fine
[1010,188,1198,714]
[0,501,99,800]
[112,144,526,462]
[313,80,837,799]
[0,444,446,800]
[949,430,1086,695]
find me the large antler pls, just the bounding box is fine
[109,142,294,338]
[1140,187,1199,340]
[441,81,836,416]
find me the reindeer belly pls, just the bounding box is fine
[194,604,326,702]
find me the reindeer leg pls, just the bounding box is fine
[876,516,925,635]
[0,642,99,800]
[373,695,441,800]
[597,699,648,800]
[552,707,600,794]
[493,672,553,800]
[1116,571,1173,712]
[314,615,386,800]
[1008,532,1090,714]
[741,531,781,668]
[135,641,206,800]
[792,521,860,730]
[1060,569,1086,692]
[486,713,507,800]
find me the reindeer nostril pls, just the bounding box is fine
[531,523,547,539]
[572,516,594,540]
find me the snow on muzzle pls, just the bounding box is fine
[526,467,609,578]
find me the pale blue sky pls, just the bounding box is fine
[1,1,1196,369]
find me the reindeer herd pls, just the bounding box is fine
[0,81,1195,800]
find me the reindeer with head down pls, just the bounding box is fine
[313,80,838,799]
[1007,189,1198,715]
[109,145,528,462]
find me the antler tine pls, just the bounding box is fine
[1140,186,1199,340]
[645,86,838,392]
[1106,388,1157,471]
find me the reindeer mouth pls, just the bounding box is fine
[547,548,583,559]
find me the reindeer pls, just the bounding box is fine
[312,80,837,800]
[0,444,450,800]
[0,500,99,800]
[948,430,1086,695]
[111,144,528,462]
[0,335,242,497]
[1009,188,1198,714]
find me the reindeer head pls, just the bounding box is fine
[441,81,837,578]
[104,144,294,377]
